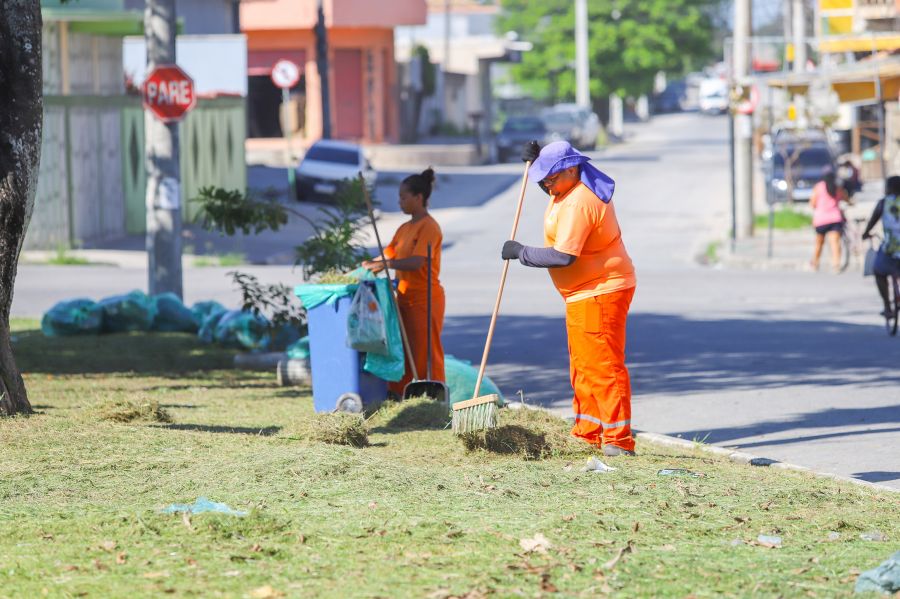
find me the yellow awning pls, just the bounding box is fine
[765,60,900,103]
[818,34,900,53]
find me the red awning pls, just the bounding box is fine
[248,50,307,76]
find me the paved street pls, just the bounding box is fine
[13,112,900,489]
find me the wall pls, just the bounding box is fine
[245,27,398,142]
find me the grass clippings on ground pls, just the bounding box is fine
[93,398,172,423]
[2,319,899,597]
[368,396,450,432]
[460,405,593,460]
[288,412,369,447]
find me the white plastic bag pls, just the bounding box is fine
[863,247,877,277]
[346,283,388,355]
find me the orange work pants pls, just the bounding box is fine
[388,286,446,395]
[565,287,635,451]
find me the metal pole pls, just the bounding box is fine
[733,0,753,238]
[575,0,590,109]
[792,0,806,73]
[729,108,736,251]
[315,0,332,139]
[144,0,183,298]
[282,87,297,199]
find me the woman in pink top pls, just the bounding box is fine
[809,170,849,272]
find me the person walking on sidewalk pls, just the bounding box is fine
[862,176,900,316]
[502,141,637,457]
[810,168,850,273]
[362,168,445,398]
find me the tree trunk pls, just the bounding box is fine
[0,3,42,416]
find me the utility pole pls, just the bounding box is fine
[732,0,753,239]
[575,0,590,109]
[315,0,332,139]
[144,0,183,298]
[792,0,807,73]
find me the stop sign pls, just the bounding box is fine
[143,64,196,122]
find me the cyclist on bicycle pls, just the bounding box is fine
[862,175,900,316]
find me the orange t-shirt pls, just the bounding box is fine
[384,214,442,297]
[544,182,635,302]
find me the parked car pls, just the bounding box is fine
[652,80,686,113]
[544,103,601,150]
[698,78,728,115]
[768,135,836,202]
[495,116,549,163]
[295,140,376,201]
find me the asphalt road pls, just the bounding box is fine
[13,112,900,489]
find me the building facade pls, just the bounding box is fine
[240,0,427,142]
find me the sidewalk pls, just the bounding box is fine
[720,184,882,272]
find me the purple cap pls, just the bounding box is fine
[528,141,616,203]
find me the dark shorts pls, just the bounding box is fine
[874,250,900,278]
[815,222,844,235]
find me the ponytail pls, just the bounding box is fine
[401,167,436,205]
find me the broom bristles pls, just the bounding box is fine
[452,394,499,435]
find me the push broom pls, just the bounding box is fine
[452,160,531,435]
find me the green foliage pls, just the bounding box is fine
[192,187,288,236]
[413,44,436,97]
[496,0,722,101]
[47,244,90,266]
[754,207,813,231]
[293,178,373,280]
[228,271,306,331]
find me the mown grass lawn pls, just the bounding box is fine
[2,320,898,598]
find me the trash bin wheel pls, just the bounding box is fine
[335,392,363,414]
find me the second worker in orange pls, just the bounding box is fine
[362,168,445,397]
[503,141,637,457]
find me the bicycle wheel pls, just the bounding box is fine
[840,232,852,272]
[891,278,900,337]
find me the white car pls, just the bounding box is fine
[295,139,376,201]
[698,78,728,115]
[543,103,601,150]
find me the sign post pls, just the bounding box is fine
[143,0,195,299]
[271,59,301,200]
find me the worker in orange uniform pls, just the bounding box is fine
[362,168,445,397]
[502,141,637,456]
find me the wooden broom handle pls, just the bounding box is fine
[359,173,419,381]
[472,161,530,399]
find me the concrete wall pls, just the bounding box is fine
[245,27,399,143]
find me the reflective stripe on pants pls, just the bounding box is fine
[565,287,635,451]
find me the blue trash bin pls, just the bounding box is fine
[297,284,387,413]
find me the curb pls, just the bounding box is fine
[509,402,897,494]
[635,430,899,494]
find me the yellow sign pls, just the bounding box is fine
[786,43,795,62]
[787,104,797,121]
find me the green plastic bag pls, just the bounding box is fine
[191,301,226,328]
[99,290,157,333]
[198,309,227,344]
[362,278,404,382]
[294,284,357,310]
[286,336,310,360]
[152,293,198,333]
[41,299,103,336]
[444,354,504,406]
[214,310,271,351]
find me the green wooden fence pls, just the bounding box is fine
[27,95,246,249]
